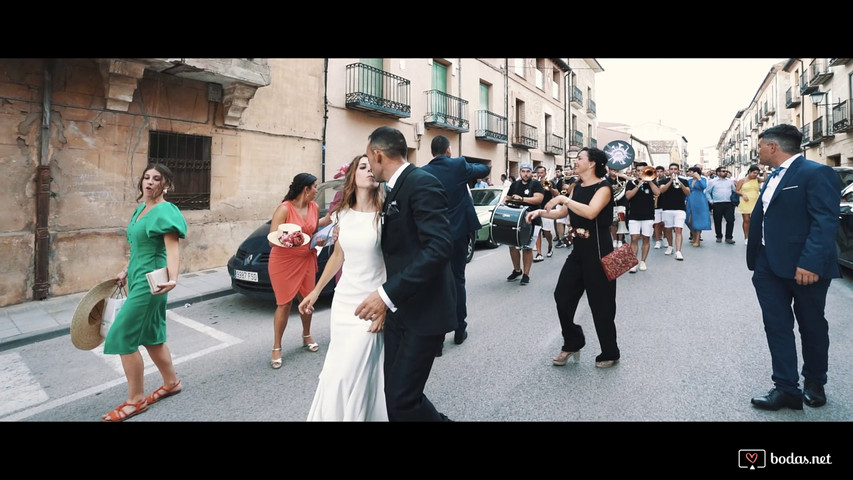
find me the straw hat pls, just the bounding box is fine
[267,223,311,248]
[70,279,118,350]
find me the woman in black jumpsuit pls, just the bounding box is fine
[526,147,620,368]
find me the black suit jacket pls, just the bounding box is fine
[381,164,457,336]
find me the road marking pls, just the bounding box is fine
[0,352,49,417]
[0,311,242,421]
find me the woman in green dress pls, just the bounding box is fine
[102,163,187,422]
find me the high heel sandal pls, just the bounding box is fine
[270,347,282,369]
[302,335,319,353]
[552,350,580,366]
[595,359,620,368]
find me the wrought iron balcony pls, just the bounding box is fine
[800,70,818,95]
[512,121,538,149]
[809,58,833,86]
[424,90,469,132]
[786,86,801,107]
[544,133,564,155]
[833,100,852,133]
[570,129,583,147]
[829,58,852,67]
[587,99,596,117]
[345,63,411,118]
[475,110,508,143]
[570,85,583,108]
[810,116,833,143]
[589,138,597,149]
[800,124,813,146]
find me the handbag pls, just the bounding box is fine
[101,284,127,338]
[595,223,638,282]
[146,267,169,294]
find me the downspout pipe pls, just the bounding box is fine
[504,58,509,177]
[321,58,329,182]
[33,59,54,300]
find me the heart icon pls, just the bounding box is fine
[745,453,758,464]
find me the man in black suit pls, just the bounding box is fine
[355,126,457,421]
[747,124,841,411]
[421,135,491,356]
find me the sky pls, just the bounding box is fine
[594,58,786,160]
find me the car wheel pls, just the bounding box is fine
[466,232,475,263]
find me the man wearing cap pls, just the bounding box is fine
[502,163,544,285]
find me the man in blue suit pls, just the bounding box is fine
[747,124,841,411]
[422,135,491,356]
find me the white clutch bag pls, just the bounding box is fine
[145,267,170,294]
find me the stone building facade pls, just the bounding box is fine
[1,57,600,308]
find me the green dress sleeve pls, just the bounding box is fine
[145,202,188,239]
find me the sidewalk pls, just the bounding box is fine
[0,266,235,351]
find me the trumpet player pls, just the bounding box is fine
[624,163,660,272]
[657,163,690,261]
[653,165,667,249]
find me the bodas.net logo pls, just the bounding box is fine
[739,449,766,469]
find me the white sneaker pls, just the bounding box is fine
[675,251,684,261]
[654,240,661,249]
[638,261,647,271]
[664,246,673,255]
[629,265,638,273]
[663,239,669,248]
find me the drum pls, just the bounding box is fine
[491,204,533,247]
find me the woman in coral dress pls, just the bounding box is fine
[736,165,764,245]
[268,173,332,369]
[299,155,387,421]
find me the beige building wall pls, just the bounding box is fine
[0,58,325,306]
[1,57,596,307]
[719,58,852,179]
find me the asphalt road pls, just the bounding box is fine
[2,221,850,469]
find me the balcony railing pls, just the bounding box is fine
[512,121,537,149]
[800,70,818,95]
[424,90,469,132]
[544,133,564,155]
[570,85,583,107]
[570,129,583,147]
[345,63,411,118]
[589,137,597,149]
[810,116,833,143]
[475,110,508,143]
[833,100,852,133]
[587,99,596,117]
[809,58,833,86]
[800,124,813,146]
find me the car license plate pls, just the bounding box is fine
[234,270,258,282]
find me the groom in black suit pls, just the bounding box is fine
[356,126,457,421]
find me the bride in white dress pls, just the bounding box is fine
[299,155,388,421]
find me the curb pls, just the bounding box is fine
[0,288,236,352]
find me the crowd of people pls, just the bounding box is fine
[97,124,839,421]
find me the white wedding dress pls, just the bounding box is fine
[307,209,388,421]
